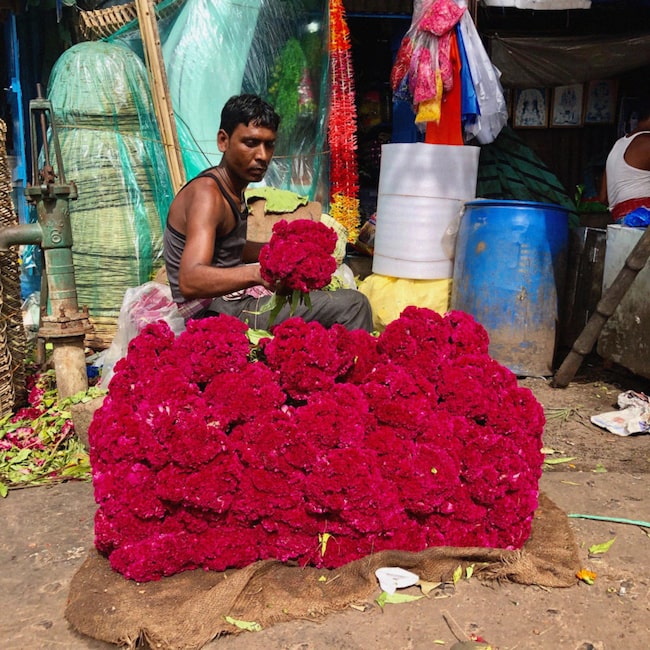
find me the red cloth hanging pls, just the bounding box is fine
[424,31,463,145]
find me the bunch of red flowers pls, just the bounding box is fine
[259,219,338,293]
[257,219,338,326]
[89,307,545,582]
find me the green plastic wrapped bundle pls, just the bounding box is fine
[47,41,174,347]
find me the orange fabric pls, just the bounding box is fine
[424,32,463,145]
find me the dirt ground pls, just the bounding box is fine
[1,356,649,650]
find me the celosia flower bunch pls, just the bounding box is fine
[259,219,338,293]
[257,219,338,326]
[89,307,545,582]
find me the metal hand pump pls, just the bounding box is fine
[0,85,91,398]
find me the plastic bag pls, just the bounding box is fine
[458,12,507,144]
[358,275,452,332]
[441,204,464,260]
[99,282,186,388]
[21,292,41,343]
[622,206,650,228]
[590,391,650,436]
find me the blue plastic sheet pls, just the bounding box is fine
[622,206,650,228]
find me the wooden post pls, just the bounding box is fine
[552,225,650,387]
[134,0,186,194]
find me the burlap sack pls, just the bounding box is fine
[65,493,580,650]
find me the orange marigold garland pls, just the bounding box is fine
[328,0,360,243]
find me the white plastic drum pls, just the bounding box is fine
[372,143,480,280]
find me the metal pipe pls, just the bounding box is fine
[0,89,92,399]
[0,222,42,251]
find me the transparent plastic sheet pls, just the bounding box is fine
[107,0,329,201]
[160,0,262,164]
[46,41,174,321]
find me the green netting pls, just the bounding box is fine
[46,40,174,321]
[106,0,330,200]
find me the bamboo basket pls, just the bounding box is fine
[0,119,28,414]
[78,0,185,41]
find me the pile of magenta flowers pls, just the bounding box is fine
[89,307,545,582]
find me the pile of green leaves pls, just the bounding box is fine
[0,370,105,497]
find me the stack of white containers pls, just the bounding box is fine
[372,143,481,280]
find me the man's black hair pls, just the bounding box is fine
[219,94,280,136]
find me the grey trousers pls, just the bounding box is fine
[200,289,374,332]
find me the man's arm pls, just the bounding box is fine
[625,132,650,171]
[177,181,267,299]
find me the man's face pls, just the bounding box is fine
[218,122,276,184]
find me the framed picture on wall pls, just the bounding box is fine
[617,96,641,137]
[513,88,549,128]
[584,80,618,124]
[551,84,585,127]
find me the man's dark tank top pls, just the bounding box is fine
[163,170,247,303]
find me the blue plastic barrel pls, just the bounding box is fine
[451,199,569,376]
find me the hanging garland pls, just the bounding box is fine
[328,0,360,243]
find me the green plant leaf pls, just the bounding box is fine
[9,448,31,464]
[452,565,463,584]
[290,288,301,315]
[319,532,331,556]
[224,616,262,632]
[589,538,616,555]
[376,591,423,608]
[543,456,577,465]
[246,328,272,346]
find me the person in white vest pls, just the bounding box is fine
[599,97,650,224]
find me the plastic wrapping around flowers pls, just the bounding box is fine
[89,307,545,582]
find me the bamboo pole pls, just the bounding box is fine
[134,0,185,194]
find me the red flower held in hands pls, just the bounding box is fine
[259,218,338,292]
[257,219,338,326]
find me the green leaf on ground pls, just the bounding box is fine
[543,457,577,465]
[224,616,262,632]
[589,538,616,555]
[376,591,423,608]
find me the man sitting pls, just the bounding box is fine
[163,94,373,332]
